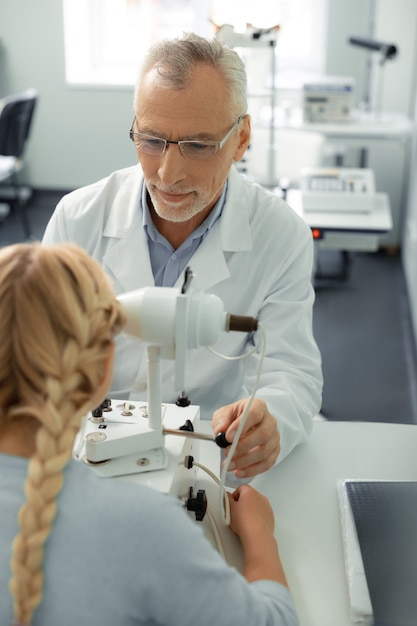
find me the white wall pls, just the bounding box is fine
[382,0,417,252]
[325,0,374,109]
[403,74,417,347]
[373,0,417,345]
[374,0,417,117]
[0,0,135,189]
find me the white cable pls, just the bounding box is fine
[192,461,222,486]
[206,341,259,360]
[192,460,231,531]
[181,459,228,558]
[205,507,227,560]
[184,324,266,527]
[216,324,266,524]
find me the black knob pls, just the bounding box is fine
[179,419,194,432]
[176,392,191,407]
[186,487,207,522]
[214,431,231,448]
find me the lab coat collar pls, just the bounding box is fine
[102,165,154,291]
[219,165,252,252]
[102,164,253,292]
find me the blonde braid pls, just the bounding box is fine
[0,243,125,626]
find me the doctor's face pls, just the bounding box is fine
[133,64,250,225]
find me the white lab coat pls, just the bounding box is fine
[43,164,322,463]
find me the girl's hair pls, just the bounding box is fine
[0,242,125,626]
[134,32,248,120]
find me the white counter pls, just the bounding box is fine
[196,420,417,626]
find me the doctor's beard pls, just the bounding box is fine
[147,180,224,224]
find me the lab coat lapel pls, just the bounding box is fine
[176,227,229,290]
[175,168,252,291]
[102,167,155,291]
[104,226,154,292]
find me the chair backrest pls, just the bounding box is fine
[0,88,38,158]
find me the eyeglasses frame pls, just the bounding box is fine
[129,115,245,158]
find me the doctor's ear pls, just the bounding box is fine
[233,114,251,162]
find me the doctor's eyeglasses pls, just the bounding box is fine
[129,115,244,160]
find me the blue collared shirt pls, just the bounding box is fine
[142,182,227,287]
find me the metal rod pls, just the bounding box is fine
[163,428,215,442]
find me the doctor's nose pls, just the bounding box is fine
[157,144,188,186]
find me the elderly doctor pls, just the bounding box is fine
[43,32,323,480]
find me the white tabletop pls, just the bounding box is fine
[195,420,417,626]
[281,109,414,141]
[286,189,392,234]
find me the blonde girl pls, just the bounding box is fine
[0,242,124,625]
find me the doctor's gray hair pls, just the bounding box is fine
[134,32,248,120]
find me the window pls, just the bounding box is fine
[62,0,327,87]
[63,0,213,86]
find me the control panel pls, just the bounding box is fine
[300,167,376,213]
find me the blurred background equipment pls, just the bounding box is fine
[0,88,38,239]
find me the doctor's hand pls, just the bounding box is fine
[212,398,280,478]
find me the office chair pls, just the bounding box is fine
[0,88,38,239]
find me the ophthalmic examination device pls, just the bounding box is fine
[73,268,262,523]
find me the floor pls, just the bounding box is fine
[0,189,65,244]
[2,188,417,425]
[313,249,417,424]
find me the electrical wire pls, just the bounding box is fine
[181,324,266,532]
[180,459,227,557]
[192,460,231,539]
[192,461,222,486]
[207,324,267,525]
[205,507,227,559]
[206,339,259,360]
